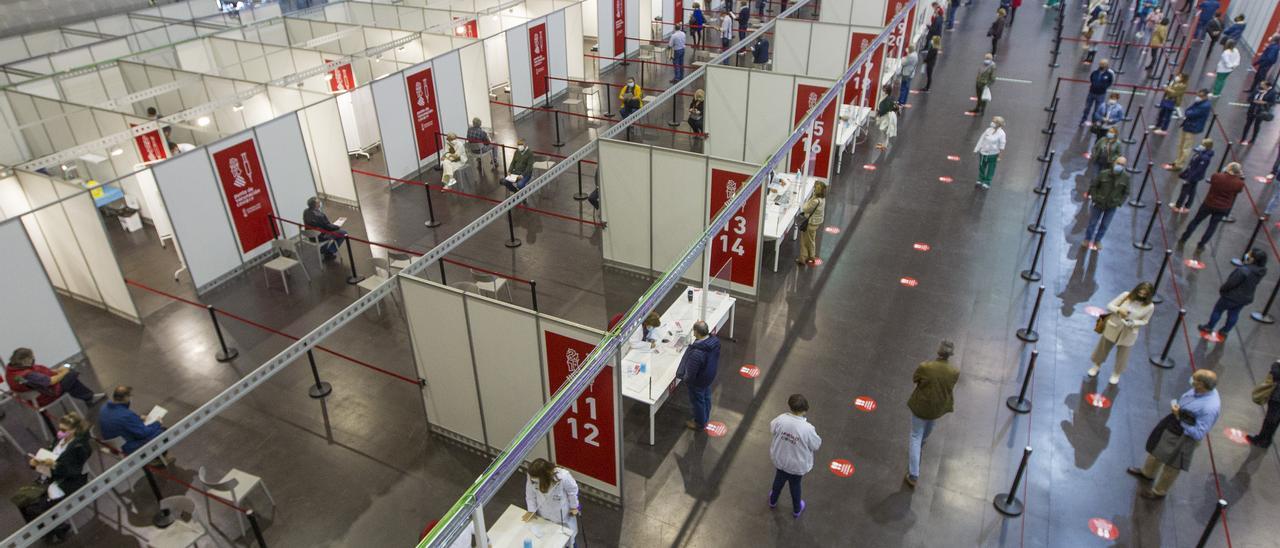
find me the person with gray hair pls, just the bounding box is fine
[1128,369,1220,498]
[303,196,347,260]
[465,117,497,172]
[904,340,959,488]
[677,320,721,432]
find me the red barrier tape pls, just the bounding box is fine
[271,215,422,258]
[1060,36,1188,49]
[546,75,697,98]
[490,99,705,137]
[1059,76,1165,92]
[1213,122,1280,261]
[91,437,249,513]
[434,132,599,164]
[625,36,728,52]
[583,53,700,70]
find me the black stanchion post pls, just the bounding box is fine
[1123,105,1143,142]
[1016,285,1045,342]
[1038,129,1056,162]
[424,183,442,228]
[1035,152,1054,194]
[552,110,565,147]
[1116,43,1132,73]
[545,74,552,108]
[993,446,1033,517]
[669,92,682,127]
[344,239,360,284]
[1127,132,1149,172]
[1195,499,1228,548]
[142,468,175,527]
[247,510,269,547]
[1252,276,1280,324]
[603,83,615,117]
[1203,113,1218,138]
[1006,350,1038,413]
[1021,230,1046,281]
[1046,77,1062,112]
[573,159,589,200]
[1029,186,1051,233]
[530,280,539,312]
[1150,308,1186,368]
[500,145,509,173]
[1151,249,1172,304]
[1231,216,1265,265]
[505,209,523,248]
[1129,162,1153,205]
[306,349,333,398]
[1216,142,1233,171]
[1134,200,1163,250]
[437,260,447,285]
[1043,100,1059,134]
[206,305,239,362]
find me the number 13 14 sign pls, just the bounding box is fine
[708,168,762,292]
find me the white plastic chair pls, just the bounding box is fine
[263,237,310,294]
[471,271,511,301]
[301,230,343,267]
[357,257,393,315]
[13,385,82,441]
[146,496,210,548]
[0,387,24,454]
[197,467,276,540]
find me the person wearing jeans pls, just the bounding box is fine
[1083,157,1131,251]
[669,24,687,82]
[1198,249,1267,338]
[677,321,720,431]
[1171,140,1214,213]
[905,341,959,488]
[1152,73,1187,134]
[1080,60,1115,126]
[768,394,821,517]
[897,47,919,105]
[1179,163,1244,252]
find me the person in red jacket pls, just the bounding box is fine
[1179,162,1245,252]
[5,348,102,409]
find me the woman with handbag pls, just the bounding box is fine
[1247,360,1280,447]
[875,85,900,150]
[10,412,91,544]
[1152,73,1188,134]
[1240,80,1277,145]
[1087,282,1155,385]
[687,89,706,136]
[796,182,826,266]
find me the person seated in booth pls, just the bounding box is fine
[440,133,469,188]
[303,197,348,260]
[465,118,497,173]
[11,412,92,544]
[98,385,165,456]
[628,312,664,349]
[5,348,104,411]
[618,78,644,119]
[503,139,536,193]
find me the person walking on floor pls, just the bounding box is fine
[1179,161,1244,252]
[1152,73,1188,134]
[1251,35,1280,94]
[974,116,1006,189]
[689,3,706,46]
[897,46,920,105]
[1083,156,1131,250]
[1171,139,1215,213]
[1080,60,1116,125]
[669,23,687,82]
[677,320,721,431]
[1086,282,1155,385]
[1241,81,1276,145]
[768,394,822,518]
[1170,89,1213,170]
[922,36,942,91]
[1127,370,1220,499]
[969,54,997,114]
[1212,40,1241,97]
[1090,127,1123,175]
[1246,360,1280,448]
[1198,248,1267,339]
[796,181,826,265]
[687,89,706,136]
[905,340,960,489]
[987,8,1007,55]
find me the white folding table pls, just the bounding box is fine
[762,172,820,272]
[835,104,873,173]
[486,505,574,548]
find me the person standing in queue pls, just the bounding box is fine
[1246,360,1280,448]
[669,23,687,83]
[1178,161,1244,252]
[1127,370,1220,499]
[921,35,942,92]
[987,8,1007,55]
[719,8,734,64]
[969,53,996,115]
[677,321,721,431]
[973,116,1007,190]
[1171,139,1215,213]
[796,181,826,265]
[689,3,706,47]
[737,0,751,41]
[1151,73,1188,135]
[905,340,959,489]
[1082,156,1131,251]
[1198,248,1267,340]
[768,394,822,518]
[523,458,581,543]
[1086,282,1155,385]
[1079,59,1115,126]
[1240,80,1276,145]
[504,139,536,192]
[1170,89,1213,170]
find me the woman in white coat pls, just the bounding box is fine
[1087,282,1155,385]
[523,458,581,542]
[440,133,469,188]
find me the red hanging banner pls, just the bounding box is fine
[129,123,168,163]
[529,23,549,99]
[454,19,478,38]
[884,0,916,59]
[211,138,275,253]
[844,32,883,107]
[789,83,837,178]
[325,59,356,92]
[674,0,684,30]
[708,168,762,290]
[544,331,619,489]
[405,67,442,161]
[613,0,626,57]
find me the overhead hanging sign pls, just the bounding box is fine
[884,0,916,59]
[789,83,837,179]
[844,32,883,107]
[405,67,442,161]
[211,138,275,253]
[708,167,762,291]
[530,23,549,99]
[129,123,168,164]
[454,19,479,38]
[613,0,626,57]
[543,329,620,495]
[325,59,356,92]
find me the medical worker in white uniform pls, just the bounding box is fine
[523,458,581,543]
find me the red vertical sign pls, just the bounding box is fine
[884,0,915,59]
[454,19,478,37]
[613,0,626,57]
[325,59,356,92]
[544,331,618,489]
[529,23,549,99]
[844,32,883,106]
[1259,5,1280,55]
[674,0,684,31]
[708,168,761,289]
[789,84,837,179]
[211,139,275,253]
[129,123,168,163]
[405,68,441,161]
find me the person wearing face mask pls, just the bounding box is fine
[1144,15,1167,71]
[1083,156,1131,251]
[1087,282,1155,385]
[1080,12,1106,64]
[1091,92,1125,138]
[1170,89,1213,170]
[11,412,91,543]
[968,54,997,115]
[504,139,536,192]
[618,78,643,119]
[1211,40,1240,97]
[1128,370,1220,499]
[303,196,348,260]
[1240,80,1276,145]
[973,116,1006,189]
[1198,248,1268,339]
[1171,139,1215,213]
[986,8,1007,55]
[1151,73,1188,134]
[1090,127,1123,175]
[1178,161,1244,252]
[1079,59,1115,125]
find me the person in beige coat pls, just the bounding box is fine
[796,182,826,266]
[1087,282,1155,385]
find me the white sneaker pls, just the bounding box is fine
[1109,373,1121,385]
[1086,365,1100,377]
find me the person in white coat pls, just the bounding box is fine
[973,116,1007,189]
[440,133,470,187]
[767,394,822,518]
[523,458,580,541]
[1087,282,1155,385]
[1211,40,1240,96]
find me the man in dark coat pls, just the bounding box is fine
[1179,162,1244,251]
[677,320,721,431]
[1198,248,1268,338]
[1247,360,1280,447]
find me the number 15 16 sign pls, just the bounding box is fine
[708,168,761,291]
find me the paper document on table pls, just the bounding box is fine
[334,217,347,227]
[145,405,167,425]
[505,173,519,183]
[46,483,65,500]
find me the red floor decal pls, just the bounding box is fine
[963,111,977,117]
[912,242,931,252]
[828,459,855,477]
[1162,163,1175,170]
[739,364,760,378]
[1082,152,1091,159]
[810,258,824,266]
[1224,427,1249,445]
[1184,259,1206,270]
[705,421,728,437]
[946,155,961,161]
[1084,305,1108,317]
[853,396,877,412]
[938,176,953,183]
[1084,393,1112,409]
[1199,329,1223,342]
[1088,518,1120,540]
[899,277,918,287]
[1255,175,1270,183]
[863,164,878,171]
[824,226,841,234]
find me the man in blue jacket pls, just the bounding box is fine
[1194,0,1220,40]
[677,321,721,431]
[1170,89,1213,170]
[99,385,165,455]
[1080,60,1115,126]
[1250,35,1280,93]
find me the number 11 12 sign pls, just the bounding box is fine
[543,330,618,492]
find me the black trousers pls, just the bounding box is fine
[1242,113,1266,143]
[769,469,803,512]
[1255,399,1280,447]
[1180,205,1229,247]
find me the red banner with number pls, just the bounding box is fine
[544,331,618,489]
[613,0,626,57]
[529,23,549,99]
[844,32,883,107]
[708,168,761,289]
[789,83,837,178]
[212,138,275,253]
[325,59,356,92]
[405,67,441,161]
[129,123,168,163]
[884,0,915,59]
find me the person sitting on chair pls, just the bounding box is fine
[303,197,347,260]
[503,140,536,193]
[98,385,165,456]
[5,348,103,410]
[11,412,92,544]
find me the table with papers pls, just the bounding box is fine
[486,505,574,548]
[621,287,736,445]
[835,103,873,173]
[762,171,820,272]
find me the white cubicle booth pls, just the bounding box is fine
[0,216,83,366]
[703,65,839,173]
[595,0,640,71]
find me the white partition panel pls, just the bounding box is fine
[596,0,619,70]
[372,71,418,179]
[255,114,319,240]
[54,187,140,322]
[431,51,470,136]
[598,139,652,271]
[548,10,569,96]
[0,220,81,365]
[651,148,707,282]
[565,5,586,78]
[400,276,487,446]
[458,42,493,129]
[774,20,812,76]
[809,23,853,79]
[625,0,639,56]
[483,32,509,87]
[19,173,99,302]
[704,65,750,160]
[132,168,173,243]
[299,99,359,206]
[505,23,534,117]
[465,294,550,459]
[153,148,241,291]
[583,0,599,35]
[744,70,795,163]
